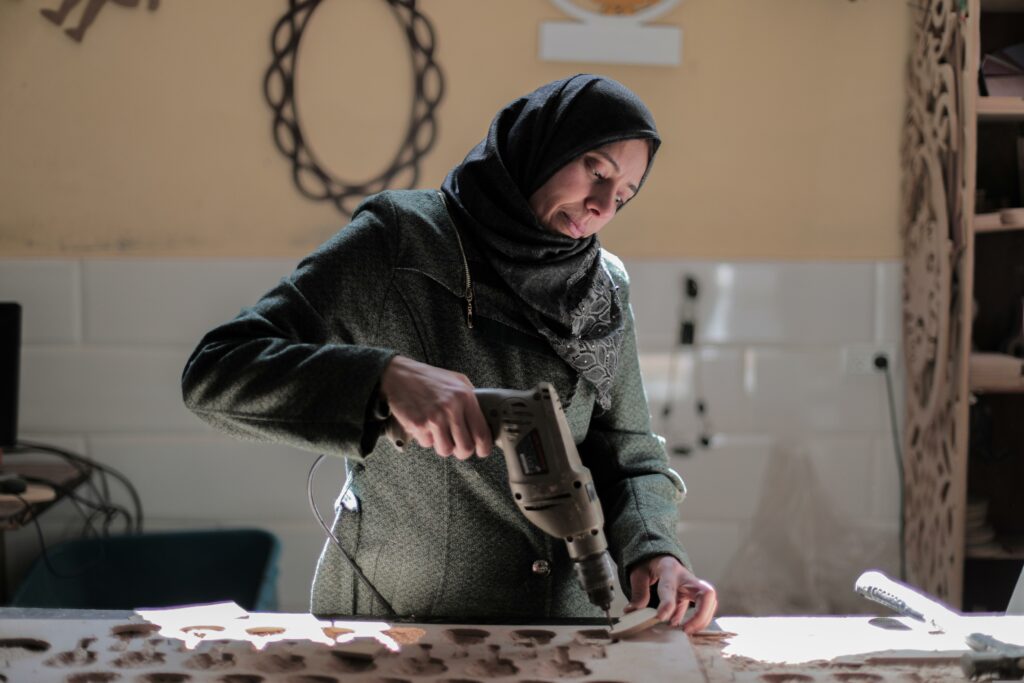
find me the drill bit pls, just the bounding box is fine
[605,609,612,629]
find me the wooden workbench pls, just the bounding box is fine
[0,607,1020,681]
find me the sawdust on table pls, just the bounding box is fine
[385,626,427,645]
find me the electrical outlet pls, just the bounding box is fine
[842,344,896,375]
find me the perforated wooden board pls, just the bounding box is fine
[0,613,705,682]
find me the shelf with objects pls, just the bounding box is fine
[977,95,1024,120]
[974,208,1024,232]
[963,0,1024,612]
[900,0,1024,613]
[0,446,94,603]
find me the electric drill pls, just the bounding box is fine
[386,382,617,620]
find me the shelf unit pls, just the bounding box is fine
[902,0,1024,612]
[968,352,1024,392]
[974,211,1024,232]
[981,0,1024,11]
[978,96,1024,121]
[966,542,1024,561]
[963,0,1024,612]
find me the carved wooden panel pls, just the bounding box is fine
[901,0,970,606]
[0,612,703,682]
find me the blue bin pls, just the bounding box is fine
[10,529,280,611]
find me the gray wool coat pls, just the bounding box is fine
[181,189,689,620]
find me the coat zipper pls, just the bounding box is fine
[438,191,474,328]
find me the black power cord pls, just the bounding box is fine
[20,476,133,537]
[307,454,396,616]
[873,353,907,582]
[13,439,143,534]
[11,479,128,579]
[4,440,143,585]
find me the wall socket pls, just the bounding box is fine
[842,344,897,375]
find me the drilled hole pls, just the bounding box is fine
[443,628,490,645]
[0,638,50,653]
[511,629,556,646]
[138,675,191,683]
[110,624,160,640]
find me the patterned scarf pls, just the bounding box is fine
[441,75,660,409]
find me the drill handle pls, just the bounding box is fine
[383,387,511,451]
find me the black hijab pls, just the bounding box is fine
[441,74,660,410]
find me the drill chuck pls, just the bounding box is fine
[574,550,617,612]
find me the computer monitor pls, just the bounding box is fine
[0,302,21,449]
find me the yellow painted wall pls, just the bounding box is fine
[0,0,908,259]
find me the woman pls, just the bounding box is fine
[182,74,716,632]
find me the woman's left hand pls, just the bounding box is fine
[625,555,718,634]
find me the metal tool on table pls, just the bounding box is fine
[386,382,617,624]
[855,570,1024,680]
[962,632,1024,680]
[855,570,962,632]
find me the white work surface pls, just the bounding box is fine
[696,614,1024,682]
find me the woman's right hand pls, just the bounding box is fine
[379,355,493,460]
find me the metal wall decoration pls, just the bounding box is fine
[40,0,160,43]
[900,0,968,605]
[263,0,445,218]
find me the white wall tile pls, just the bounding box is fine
[704,262,876,345]
[675,433,888,530]
[640,351,697,450]
[854,520,902,579]
[670,435,774,522]
[873,261,902,344]
[622,261,716,353]
[0,260,80,343]
[639,351,695,407]
[676,520,743,588]
[869,435,903,524]
[641,348,747,450]
[735,347,894,433]
[82,259,296,345]
[12,432,88,457]
[20,346,204,433]
[803,435,880,520]
[85,434,327,522]
[625,260,878,350]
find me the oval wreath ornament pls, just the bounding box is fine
[263,0,445,217]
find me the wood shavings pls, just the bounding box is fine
[383,626,425,645]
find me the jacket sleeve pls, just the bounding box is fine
[181,194,400,460]
[580,260,691,597]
